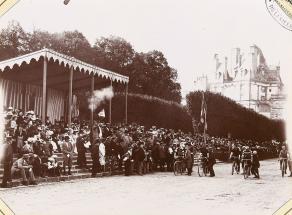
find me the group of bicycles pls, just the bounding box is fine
[173,153,209,177]
[230,156,252,179]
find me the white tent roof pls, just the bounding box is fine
[0,48,129,84]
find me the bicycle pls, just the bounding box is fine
[231,156,240,175]
[173,159,185,176]
[279,158,287,177]
[198,156,209,177]
[242,159,251,179]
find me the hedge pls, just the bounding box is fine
[186,91,285,141]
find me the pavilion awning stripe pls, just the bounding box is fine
[0,48,129,84]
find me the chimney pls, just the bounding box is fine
[250,45,258,78]
[224,57,228,80]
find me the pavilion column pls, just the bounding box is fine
[22,83,26,112]
[90,74,95,127]
[109,79,112,124]
[125,83,128,124]
[68,66,73,127]
[42,56,47,125]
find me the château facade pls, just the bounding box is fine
[194,45,285,119]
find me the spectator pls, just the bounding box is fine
[133,141,146,175]
[99,139,106,171]
[0,135,14,188]
[11,154,37,186]
[47,155,61,177]
[62,135,74,175]
[91,139,100,177]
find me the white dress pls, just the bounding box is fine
[99,142,106,165]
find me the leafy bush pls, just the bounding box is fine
[186,91,285,141]
[77,92,193,132]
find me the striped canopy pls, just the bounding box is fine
[0,48,129,91]
[0,49,129,123]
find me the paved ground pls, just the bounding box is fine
[0,159,291,215]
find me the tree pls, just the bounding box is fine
[186,91,285,141]
[0,21,30,60]
[28,30,95,64]
[130,51,181,102]
[93,36,135,73]
[0,22,183,103]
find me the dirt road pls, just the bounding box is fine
[0,159,291,215]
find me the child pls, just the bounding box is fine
[47,155,61,177]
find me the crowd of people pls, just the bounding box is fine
[0,106,288,188]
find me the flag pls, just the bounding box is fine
[98,109,105,118]
[200,92,207,132]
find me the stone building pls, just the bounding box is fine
[194,45,285,119]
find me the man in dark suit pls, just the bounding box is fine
[76,130,87,169]
[1,135,14,188]
[185,144,193,176]
[207,147,216,177]
[133,141,146,175]
[91,139,100,177]
[62,135,74,175]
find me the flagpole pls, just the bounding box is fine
[201,91,207,147]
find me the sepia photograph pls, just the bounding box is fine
[0,0,291,215]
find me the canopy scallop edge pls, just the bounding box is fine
[0,48,129,84]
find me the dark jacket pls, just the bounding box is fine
[134,147,146,162]
[91,143,100,160]
[1,144,13,164]
[252,154,260,168]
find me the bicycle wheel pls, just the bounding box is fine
[235,162,240,174]
[281,161,286,177]
[174,161,180,176]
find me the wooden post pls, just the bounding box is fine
[42,55,47,125]
[68,66,73,127]
[22,83,26,112]
[125,83,128,124]
[109,79,112,124]
[90,74,95,127]
[89,74,95,144]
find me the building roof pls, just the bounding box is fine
[0,49,129,90]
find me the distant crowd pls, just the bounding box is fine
[0,106,284,188]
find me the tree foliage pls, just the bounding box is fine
[186,91,285,141]
[76,92,192,132]
[0,22,182,103]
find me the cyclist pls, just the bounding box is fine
[279,145,288,175]
[174,142,186,162]
[241,146,252,175]
[173,141,186,174]
[199,144,209,173]
[229,143,241,173]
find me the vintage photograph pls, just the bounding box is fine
[0,1,291,215]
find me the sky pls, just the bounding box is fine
[0,0,291,99]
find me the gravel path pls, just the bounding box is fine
[0,159,291,215]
